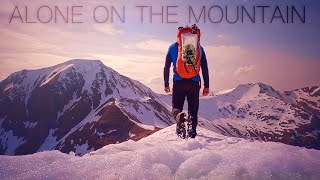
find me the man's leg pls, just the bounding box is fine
[187,81,200,138]
[172,80,186,121]
[172,80,189,137]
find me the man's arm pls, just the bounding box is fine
[163,51,172,89]
[201,49,209,89]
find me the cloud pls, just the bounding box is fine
[91,52,165,93]
[204,45,248,63]
[217,34,233,41]
[0,1,15,17]
[92,53,163,63]
[0,52,70,80]
[94,25,123,35]
[0,28,63,53]
[234,65,255,76]
[135,38,171,53]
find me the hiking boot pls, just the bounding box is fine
[175,112,187,138]
[189,132,197,138]
[175,112,186,125]
[176,122,186,138]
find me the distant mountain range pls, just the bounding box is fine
[0,60,319,156]
[195,83,320,149]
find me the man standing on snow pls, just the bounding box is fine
[163,25,210,138]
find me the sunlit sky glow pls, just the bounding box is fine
[0,0,319,93]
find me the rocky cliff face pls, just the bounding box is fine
[0,59,174,155]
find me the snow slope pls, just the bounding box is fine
[0,125,319,180]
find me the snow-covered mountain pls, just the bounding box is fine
[1,125,319,179]
[1,59,319,156]
[0,59,174,155]
[196,83,320,149]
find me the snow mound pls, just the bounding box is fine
[0,126,319,180]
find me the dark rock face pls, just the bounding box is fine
[0,60,174,156]
[199,83,320,150]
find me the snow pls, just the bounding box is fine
[311,87,320,96]
[0,130,26,155]
[37,129,58,152]
[79,62,103,94]
[118,106,157,130]
[3,83,13,92]
[22,121,38,128]
[0,126,319,179]
[53,109,102,149]
[107,129,117,134]
[57,92,81,119]
[215,88,235,96]
[119,100,168,128]
[292,88,320,111]
[0,118,26,155]
[40,64,74,87]
[74,141,94,155]
[129,132,136,138]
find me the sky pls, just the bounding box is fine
[0,0,319,94]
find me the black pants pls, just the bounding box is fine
[172,79,200,133]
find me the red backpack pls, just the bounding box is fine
[176,24,201,79]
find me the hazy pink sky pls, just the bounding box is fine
[0,0,319,93]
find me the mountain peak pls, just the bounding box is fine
[54,59,108,72]
[237,82,272,89]
[213,82,284,100]
[60,59,104,66]
[1,59,109,84]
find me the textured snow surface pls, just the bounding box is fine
[0,126,319,180]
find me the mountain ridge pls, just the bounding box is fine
[0,59,319,156]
